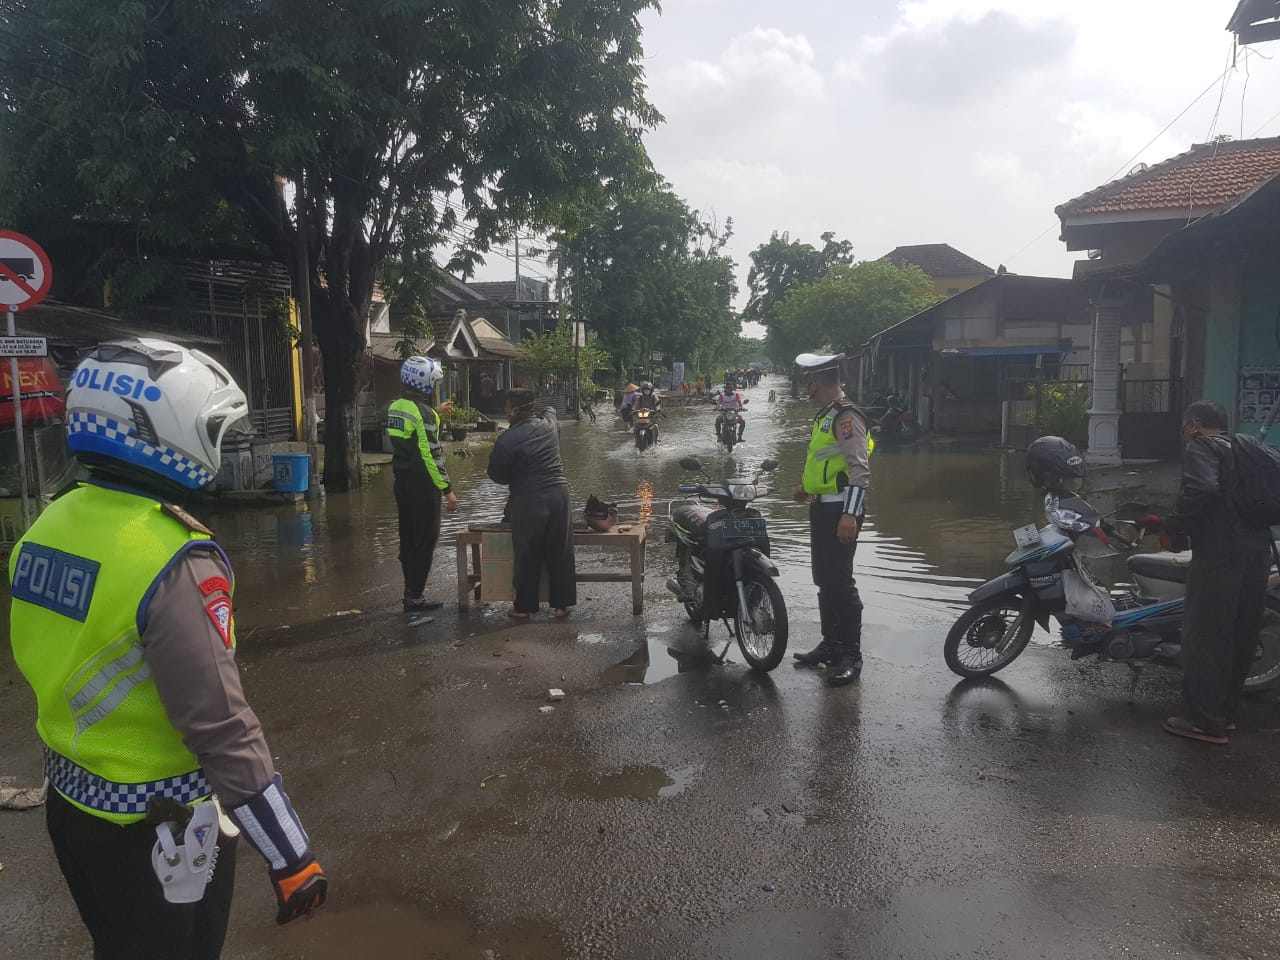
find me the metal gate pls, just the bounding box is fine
[1002,363,1091,450]
[1120,379,1183,460]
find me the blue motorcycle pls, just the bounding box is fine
[944,491,1280,692]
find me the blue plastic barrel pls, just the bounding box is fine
[273,452,310,493]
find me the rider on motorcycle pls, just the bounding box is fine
[716,382,746,441]
[636,381,662,412]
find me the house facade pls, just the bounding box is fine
[1057,136,1280,461]
[880,243,996,299]
[857,274,1092,442]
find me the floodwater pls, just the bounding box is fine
[208,375,1059,635]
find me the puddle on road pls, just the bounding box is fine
[599,633,720,685]
[287,903,563,960]
[563,763,698,800]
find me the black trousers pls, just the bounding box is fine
[810,501,863,657]
[46,789,239,960]
[1182,547,1271,736]
[509,485,577,613]
[394,473,443,599]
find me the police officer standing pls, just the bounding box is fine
[8,338,326,960]
[791,353,874,686]
[386,356,459,612]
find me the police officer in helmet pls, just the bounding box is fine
[8,339,326,959]
[387,356,459,613]
[791,353,874,686]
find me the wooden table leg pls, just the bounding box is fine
[631,538,644,615]
[471,543,482,600]
[456,538,470,611]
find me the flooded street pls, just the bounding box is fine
[5,375,1280,959]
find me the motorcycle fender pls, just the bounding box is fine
[968,570,1028,606]
[732,547,778,579]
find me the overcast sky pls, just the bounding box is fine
[474,1,1280,325]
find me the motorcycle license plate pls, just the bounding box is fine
[1013,524,1042,549]
[719,517,767,539]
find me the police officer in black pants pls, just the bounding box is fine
[791,354,874,686]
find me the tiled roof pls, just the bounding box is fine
[880,244,994,278]
[467,277,552,303]
[1056,137,1280,218]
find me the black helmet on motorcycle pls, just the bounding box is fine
[640,381,654,394]
[1025,436,1086,493]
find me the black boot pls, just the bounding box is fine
[827,652,863,687]
[793,641,837,666]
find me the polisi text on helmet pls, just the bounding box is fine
[73,365,163,403]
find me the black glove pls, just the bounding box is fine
[270,854,328,925]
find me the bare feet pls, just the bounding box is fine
[507,610,531,621]
[554,608,570,620]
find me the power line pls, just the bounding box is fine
[1002,52,1253,267]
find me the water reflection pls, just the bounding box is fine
[205,375,1061,629]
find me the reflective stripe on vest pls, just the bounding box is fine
[8,484,213,823]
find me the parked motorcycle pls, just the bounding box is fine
[633,408,659,451]
[943,490,1280,691]
[666,456,789,671]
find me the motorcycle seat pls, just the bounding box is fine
[672,503,714,539]
[1128,551,1191,584]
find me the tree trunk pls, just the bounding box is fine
[314,293,367,492]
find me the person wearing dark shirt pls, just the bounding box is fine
[1163,400,1273,744]
[487,389,577,619]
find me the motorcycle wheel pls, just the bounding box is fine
[677,547,703,626]
[721,428,735,453]
[734,572,788,672]
[635,431,648,452]
[943,595,1034,678]
[1244,595,1280,692]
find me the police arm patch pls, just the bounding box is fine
[205,596,233,649]
[199,576,231,597]
[837,414,857,440]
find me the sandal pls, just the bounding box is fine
[506,610,531,622]
[1162,716,1229,745]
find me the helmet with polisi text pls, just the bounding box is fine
[65,338,249,490]
[401,356,444,395]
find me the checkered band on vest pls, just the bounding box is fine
[45,749,210,816]
[67,412,214,486]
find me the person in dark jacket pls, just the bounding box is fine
[1163,400,1273,744]
[487,389,577,620]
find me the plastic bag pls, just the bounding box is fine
[1063,569,1116,624]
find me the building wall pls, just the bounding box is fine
[1234,249,1280,435]
[932,274,989,299]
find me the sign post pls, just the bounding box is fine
[0,231,54,533]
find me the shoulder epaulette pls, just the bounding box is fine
[161,503,216,537]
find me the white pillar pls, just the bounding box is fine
[1088,296,1123,465]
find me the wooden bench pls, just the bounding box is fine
[455,522,648,615]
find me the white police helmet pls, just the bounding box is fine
[401,356,444,395]
[66,338,249,489]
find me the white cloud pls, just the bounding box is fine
[649,26,824,111]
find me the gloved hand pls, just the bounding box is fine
[270,855,328,925]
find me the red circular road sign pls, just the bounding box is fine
[0,230,53,312]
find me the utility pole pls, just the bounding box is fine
[295,173,320,496]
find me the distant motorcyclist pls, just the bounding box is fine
[716,384,746,441]
[619,382,640,427]
[635,381,662,412]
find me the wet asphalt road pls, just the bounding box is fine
[4,377,1280,959]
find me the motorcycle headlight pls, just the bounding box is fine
[728,484,758,501]
[1045,495,1093,533]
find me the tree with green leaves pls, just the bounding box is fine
[549,182,740,379]
[770,260,938,361]
[517,325,610,395]
[0,0,659,489]
[745,231,853,362]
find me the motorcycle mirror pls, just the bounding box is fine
[760,459,779,472]
[679,457,703,472]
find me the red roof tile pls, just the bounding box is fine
[1056,137,1280,218]
[880,243,994,278]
